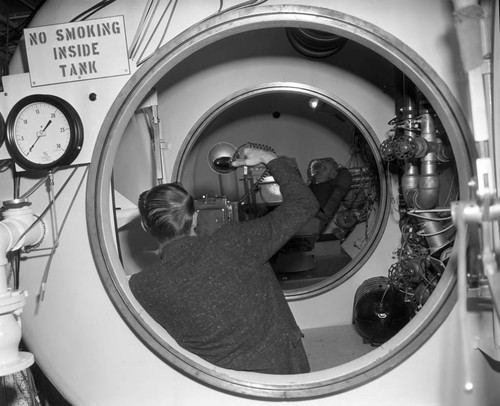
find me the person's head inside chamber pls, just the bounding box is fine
[138,182,196,244]
[309,157,340,184]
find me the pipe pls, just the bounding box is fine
[394,72,453,253]
[412,137,453,163]
[414,112,440,210]
[401,161,419,208]
[436,138,454,162]
[0,201,44,271]
[0,199,44,377]
[400,114,440,210]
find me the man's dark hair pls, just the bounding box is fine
[138,183,195,243]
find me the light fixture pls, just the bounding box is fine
[308,97,321,110]
[308,97,332,112]
[207,142,237,174]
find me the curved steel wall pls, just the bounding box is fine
[86,5,474,400]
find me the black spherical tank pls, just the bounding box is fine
[353,276,413,346]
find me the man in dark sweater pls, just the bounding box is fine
[129,147,319,374]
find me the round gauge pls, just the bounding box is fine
[6,94,84,171]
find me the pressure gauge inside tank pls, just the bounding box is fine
[6,94,84,171]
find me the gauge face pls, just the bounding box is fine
[6,95,84,171]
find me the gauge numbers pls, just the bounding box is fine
[6,95,84,171]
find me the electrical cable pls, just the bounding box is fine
[406,212,453,221]
[221,0,268,13]
[133,0,267,65]
[76,1,115,21]
[128,0,156,58]
[417,222,455,237]
[198,0,267,25]
[232,142,276,204]
[70,0,116,22]
[379,283,390,306]
[136,0,176,65]
[154,0,179,58]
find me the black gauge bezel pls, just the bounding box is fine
[0,113,5,149]
[5,94,84,171]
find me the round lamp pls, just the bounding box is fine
[207,142,237,174]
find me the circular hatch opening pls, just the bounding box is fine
[87,5,473,399]
[170,84,387,299]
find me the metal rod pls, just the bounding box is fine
[11,166,80,249]
[39,166,89,302]
[456,210,474,392]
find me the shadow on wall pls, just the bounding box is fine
[119,216,159,276]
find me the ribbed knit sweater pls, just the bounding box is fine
[129,157,319,374]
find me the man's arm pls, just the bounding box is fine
[317,167,352,232]
[217,149,319,262]
[231,147,277,168]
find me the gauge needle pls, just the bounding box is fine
[27,120,53,155]
[42,120,52,132]
[27,136,41,155]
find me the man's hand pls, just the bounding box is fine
[231,147,277,167]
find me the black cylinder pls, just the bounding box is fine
[353,276,413,346]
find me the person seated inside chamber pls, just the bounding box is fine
[307,157,353,233]
[270,157,354,276]
[129,146,319,374]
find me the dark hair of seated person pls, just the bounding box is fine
[138,182,195,245]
